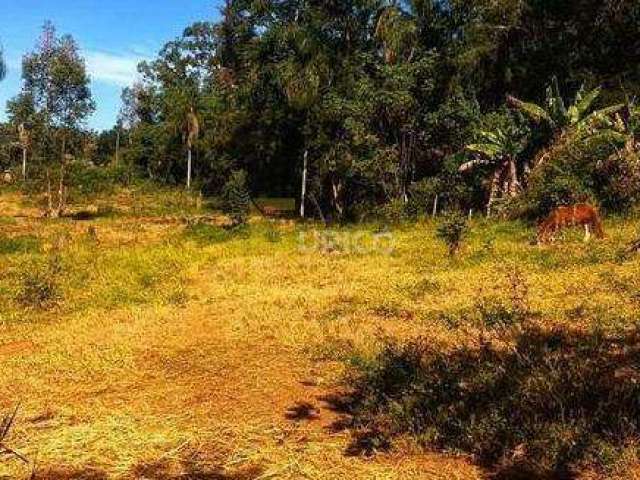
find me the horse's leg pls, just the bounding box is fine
[584,224,591,242]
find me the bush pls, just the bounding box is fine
[378,198,411,225]
[436,212,468,256]
[221,170,251,227]
[521,131,640,218]
[345,323,640,477]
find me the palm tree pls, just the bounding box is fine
[184,106,200,190]
[460,124,529,217]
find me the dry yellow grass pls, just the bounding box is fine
[0,188,639,479]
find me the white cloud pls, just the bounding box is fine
[85,51,146,87]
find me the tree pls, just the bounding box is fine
[8,22,95,216]
[460,112,529,216]
[221,170,250,227]
[507,78,624,164]
[0,45,6,81]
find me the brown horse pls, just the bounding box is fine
[537,204,605,243]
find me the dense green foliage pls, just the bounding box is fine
[2,4,639,221]
[6,22,95,216]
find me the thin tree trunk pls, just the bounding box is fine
[332,178,343,217]
[22,148,27,180]
[300,149,308,218]
[309,193,326,225]
[115,129,120,166]
[508,158,520,197]
[56,163,65,217]
[432,194,439,217]
[187,149,192,190]
[46,169,53,217]
[54,136,66,218]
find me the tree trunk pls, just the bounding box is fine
[45,169,53,217]
[309,193,326,225]
[508,158,520,197]
[56,163,66,217]
[187,149,192,190]
[487,168,502,218]
[332,177,343,218]
[22,148,27,180]
[432,194,439,217]
[300,149,308,218]
[115,129,120,166]
[51,136,67,218]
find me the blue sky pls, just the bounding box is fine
[0,0,221,131]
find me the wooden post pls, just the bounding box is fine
[300,149,308,218]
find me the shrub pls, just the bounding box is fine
[436,212,468,256]
[521,130,640,218]
[378,198,411,225]
[345,323,640,477]
[221,170,251,227]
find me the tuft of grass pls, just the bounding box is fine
[183,222,250,245]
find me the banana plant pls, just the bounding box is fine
[460,123,529,217]
[507,77,624,143]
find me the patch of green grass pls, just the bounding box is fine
[183,222,250,244]
[0,235,41,255]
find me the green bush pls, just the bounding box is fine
[221,170,251,227]
[436,212,469,256]
[521,131,640,218]
[378,198,411,225]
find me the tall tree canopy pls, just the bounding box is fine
[26,0,636,220]
[7,22,95,216]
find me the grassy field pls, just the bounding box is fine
[1,187,640,479]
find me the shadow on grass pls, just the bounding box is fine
[284,401,320,421]
[334,323,640,478]
[131,459,264,480]
[33,467,108,480]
